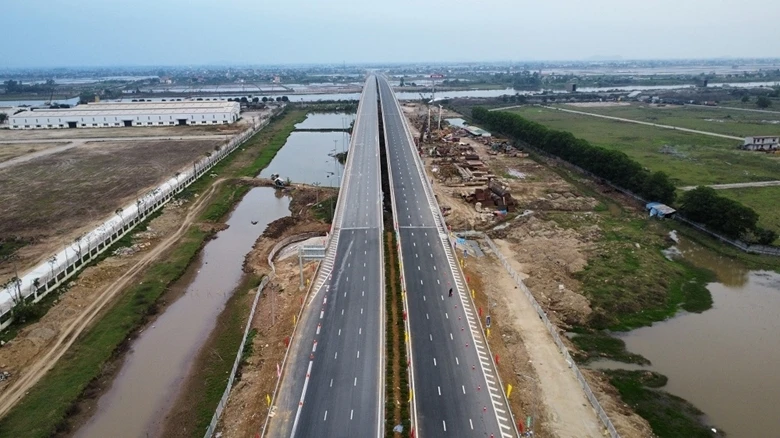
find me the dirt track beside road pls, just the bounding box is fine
[0,179,226,418]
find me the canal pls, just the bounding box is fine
[75,188,290,438]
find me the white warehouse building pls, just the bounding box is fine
[9,101,241,129]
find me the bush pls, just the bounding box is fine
[679,187,759,239]
[756,96,772,108]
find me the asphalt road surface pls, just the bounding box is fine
[378,76,517,438]
[266,76,384,438]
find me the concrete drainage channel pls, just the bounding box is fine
[0,115,275,330]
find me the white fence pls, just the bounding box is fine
[458,231,620,438]
[202,276,270,438]
[0,114,274,330]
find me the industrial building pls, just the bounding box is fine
[9,101,240,129]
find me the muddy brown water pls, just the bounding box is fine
[591,235,780,437]
[74,187,290,438]
[294,112,355,130]
[258,114,352,187]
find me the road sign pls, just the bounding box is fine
[486,315,491,328]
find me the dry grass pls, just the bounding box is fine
[0,139,223,277]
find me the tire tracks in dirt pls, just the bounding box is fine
[0,179,226,418]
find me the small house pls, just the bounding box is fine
[741,136,779,151]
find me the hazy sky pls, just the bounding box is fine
[3,0,779,67]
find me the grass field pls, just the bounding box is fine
[509,106,780,187]
[0,139,222,280]
[717,186,780,242]
[556,102,780,138]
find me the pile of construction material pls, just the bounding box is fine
[462,178,518,214]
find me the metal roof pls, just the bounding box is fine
[11,101,239,118]
[83,101,238,111]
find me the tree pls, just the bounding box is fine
[32,278,40,297]
[281,96,289,102]
[276,97,283,102]
[262,96,268,102]
[240,96,248,103]
[48,255,57,279]
[741,95,750,103]
[756,96,772,108]
[74,235,84,260]
[0,113,6,123]
[252,97,260,103]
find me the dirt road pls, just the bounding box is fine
[680,180,780,191]
[473,242,604,438]
[489,104,744,141]
[0,135,231,144]
[541,105,743,140]
[0,179,226,418]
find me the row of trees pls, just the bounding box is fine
[227,96,289,103]
[472,107,677,204]
[3,79,55,94]
[472,107,777,245]
[679,187,777,244]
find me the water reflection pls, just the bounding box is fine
[671,237,751,287]
[603,234,780,437]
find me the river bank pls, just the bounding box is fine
[0,109,308,438]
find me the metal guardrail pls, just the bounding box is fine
[460,232,620,438]
[203,276,270,438]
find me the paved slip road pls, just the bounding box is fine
[265,77,384,438]
[378,76,517,438]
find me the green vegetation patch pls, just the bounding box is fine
[0,228,207,438]
[570,331,649,365]
[312,196,338,224]
[509,106,780,187]
[605,370,717,438]
[555,103,780,138]
[718,185,780,245]
[192,275,260,436]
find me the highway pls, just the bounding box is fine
[265,76,384,438]
[378,76,517,438]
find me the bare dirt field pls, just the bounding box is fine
[0,122,248,141]
[0,138,224,280]
[0,143,69,163]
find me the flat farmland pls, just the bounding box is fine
[556,103,780,138]
[0,123,246,141]
[0,138,224,277]
[509,106,780,186]
[0,143,69,163]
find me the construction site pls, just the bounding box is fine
[396,99,672,437]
